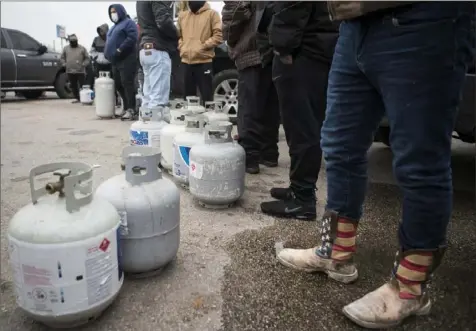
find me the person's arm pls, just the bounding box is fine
[82,46,90,67]
[270,1,312,59]
[117,20,139,53]
[203,11,223,50]
[177,13,183,50]
[151,1,178,40]
[221,1,252,48]
[60,47,66,66]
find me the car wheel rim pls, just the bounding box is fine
[213,78,238,117]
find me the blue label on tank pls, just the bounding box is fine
[130,130,148,146]
[91,91,95,100]
[116,228,123,281]
[179,146,191,166]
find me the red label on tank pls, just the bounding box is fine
[191,163,196,171]
[99,238,110,252]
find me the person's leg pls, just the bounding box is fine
[276,20,384,274]
[147,50,172,108]
[194,62,214,103]
[182,63,196,99]
[342,3,474,328]
[112,65,126,113]
[68,73,80,103]
[139,49,151,110]
[77,74,85,90]
[120,54,138,120]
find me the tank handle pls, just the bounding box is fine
[185,115,206,131]
[122,146,162,185]
[205,101,224,113]
[29,162,93,213]
[98,71,110,78]
[205,121,233,143]
[186,96,200,107]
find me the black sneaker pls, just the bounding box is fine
[246,163,260,175]
[260,198,316,221]
[270,187,293,200]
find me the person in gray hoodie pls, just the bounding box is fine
[90,24,111,88]
[60,34,90,103]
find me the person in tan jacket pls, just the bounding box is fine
[177,1,222,103]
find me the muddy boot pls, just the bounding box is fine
[276,210,359,283]
[342,247,446,329]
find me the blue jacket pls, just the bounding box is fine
[104,4,138,63]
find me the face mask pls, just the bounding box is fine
[70,41,78,47]
[189,1,205,13]
[111,12,119,23]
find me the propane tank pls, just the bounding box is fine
[130,107,166,148]
[95,71,115,118]
[185,96,205,114]
[204,101,230,124]
[169,99,185,110]
[173,115,206,186]
[160,110,188,174]
[80,85,94,105]
[95,147,180,277]
[189,121,245,208]
[7,162,123,329]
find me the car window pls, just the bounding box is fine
[8,30,40,52]
[0,31,8,49]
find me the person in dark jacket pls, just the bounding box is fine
[60,34,90,103]
[136,1,178,117]
[104,4,139,120]
[276,2,474,328]
[222,1,280,175]
[260,2,339,220]
[90,24,111,81]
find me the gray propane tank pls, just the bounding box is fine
[7,162,123,329]
[189,121,245,208]
[185,96,205,114]
[204,101,230,124]
[95,146,180,277]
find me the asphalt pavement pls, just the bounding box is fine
[1,95,475,331]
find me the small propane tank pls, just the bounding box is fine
[189,121,245,208]
[80,85,94,105]
[95,71,115,118]
[160,110,188,173]
[185,96,205,114]
[7,162,123,329]
[173,115,206,186]
[169,99,185,110]
[130,107,166,148]
[95,146,180,277]
[204,101,230,124]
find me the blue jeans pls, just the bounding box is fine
[139,49,171,108]
[321,2,474,250]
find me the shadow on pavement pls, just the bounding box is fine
[220,183,476,331]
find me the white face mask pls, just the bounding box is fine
[111,13,119,23]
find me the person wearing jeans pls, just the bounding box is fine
[136,1,178,118]
[277,2,474,329]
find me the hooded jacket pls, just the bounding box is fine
[177,2,223,64]
[327,1,412,21]
[104,4,138,63]
[90,23,110,65]
[60,36,90,74]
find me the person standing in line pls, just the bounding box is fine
[259,2,339,220]
[60,34,90,104]
[222,1,280,174]
[177,1,222,103]
[104,4,139,120]
[90,23,111,88]
[136,1,178,118]
[276,2,474,328]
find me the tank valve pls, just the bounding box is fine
[45,170,71,197]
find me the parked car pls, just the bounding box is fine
[0,27,73,99]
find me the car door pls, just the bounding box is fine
[0,29,16,86]
[7,29,49,86]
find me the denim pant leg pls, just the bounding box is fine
[364,3,474,249]
[139,49,150,109]
[321,21,385,220]
[148,50,171,108]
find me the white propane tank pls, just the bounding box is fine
[95,71,115,118]
[204,101,230,124]
[160,110,187,174]
[95,147,180,277]
[79,85,93,105]
[7,162,123,329]
[130,107,166,148]
[173,115,206,186]
[189,121,245,208]
[185,96,205,114]
[169,99,185,110]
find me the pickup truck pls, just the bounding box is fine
[1,27,73,99]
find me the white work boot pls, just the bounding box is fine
[277,210,359,284]
[342,247,446,329]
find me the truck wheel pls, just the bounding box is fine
[55,72,74,99]
[21,90,44,100]
[213,69,239,125]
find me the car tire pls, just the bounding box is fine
[55,72,74,99]
[212,69,239,125]
[20,90,44,100]
[376,126,391,147]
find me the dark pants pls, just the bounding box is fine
[273,55,329,201]
[182,62,213,103]
[321,2,474,249]
[238,64,280,164]
[67,73,85,101]
[112,53,137,111]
